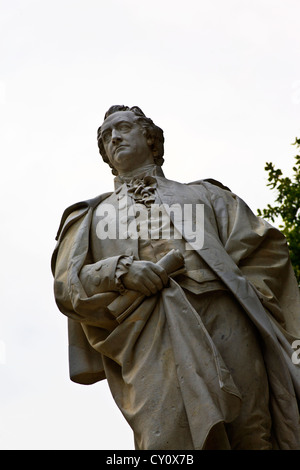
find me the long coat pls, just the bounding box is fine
[51,176,300,449]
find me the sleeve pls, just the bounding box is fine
[79,256,134,296]
[53,211,120,330]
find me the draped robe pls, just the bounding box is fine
[51,175,300,449]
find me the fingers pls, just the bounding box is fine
[134,265,166,296]
[141,263,169,295]
[122,261,168,296]
[151,264,169,287]
[139,277,158,296]
[143,269,164,295]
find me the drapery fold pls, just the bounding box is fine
[52,177,300,449]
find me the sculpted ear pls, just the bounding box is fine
[147,136,154,147]
[147,136,157,157]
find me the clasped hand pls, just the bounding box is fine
[121,260,169,297]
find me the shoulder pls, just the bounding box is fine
[51,192,112,275]
[54,192,112,241]
[187,178,232,192]
[185,178,240,212]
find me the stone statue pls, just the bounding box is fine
[51,105,300,450]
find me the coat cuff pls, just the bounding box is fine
[115,256,134,294]
[79,255,125,297]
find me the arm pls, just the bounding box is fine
[79,250,169,298]
[79,256,128,296]
[53,210,169,327]
[53,215,119,329]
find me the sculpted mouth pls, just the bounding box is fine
[114,145,128,155]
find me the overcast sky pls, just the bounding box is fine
[1,0,300,450]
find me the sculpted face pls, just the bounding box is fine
[100,111,155,174]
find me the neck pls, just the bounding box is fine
[118,163,158,178]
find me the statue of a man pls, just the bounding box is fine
[52,105,300,450]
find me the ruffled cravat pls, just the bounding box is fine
[126,175,157,208]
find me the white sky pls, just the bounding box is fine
[1,0,300,450]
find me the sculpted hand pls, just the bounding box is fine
[121,260,169,296]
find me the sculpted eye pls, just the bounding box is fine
[102,131,111,143]
[118,123,132,132]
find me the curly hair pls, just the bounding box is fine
[97,105,164,175]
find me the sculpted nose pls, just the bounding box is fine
[111,128,122,144]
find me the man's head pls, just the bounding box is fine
[97,105,164,175]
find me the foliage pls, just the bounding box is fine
[257,137,300,284]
